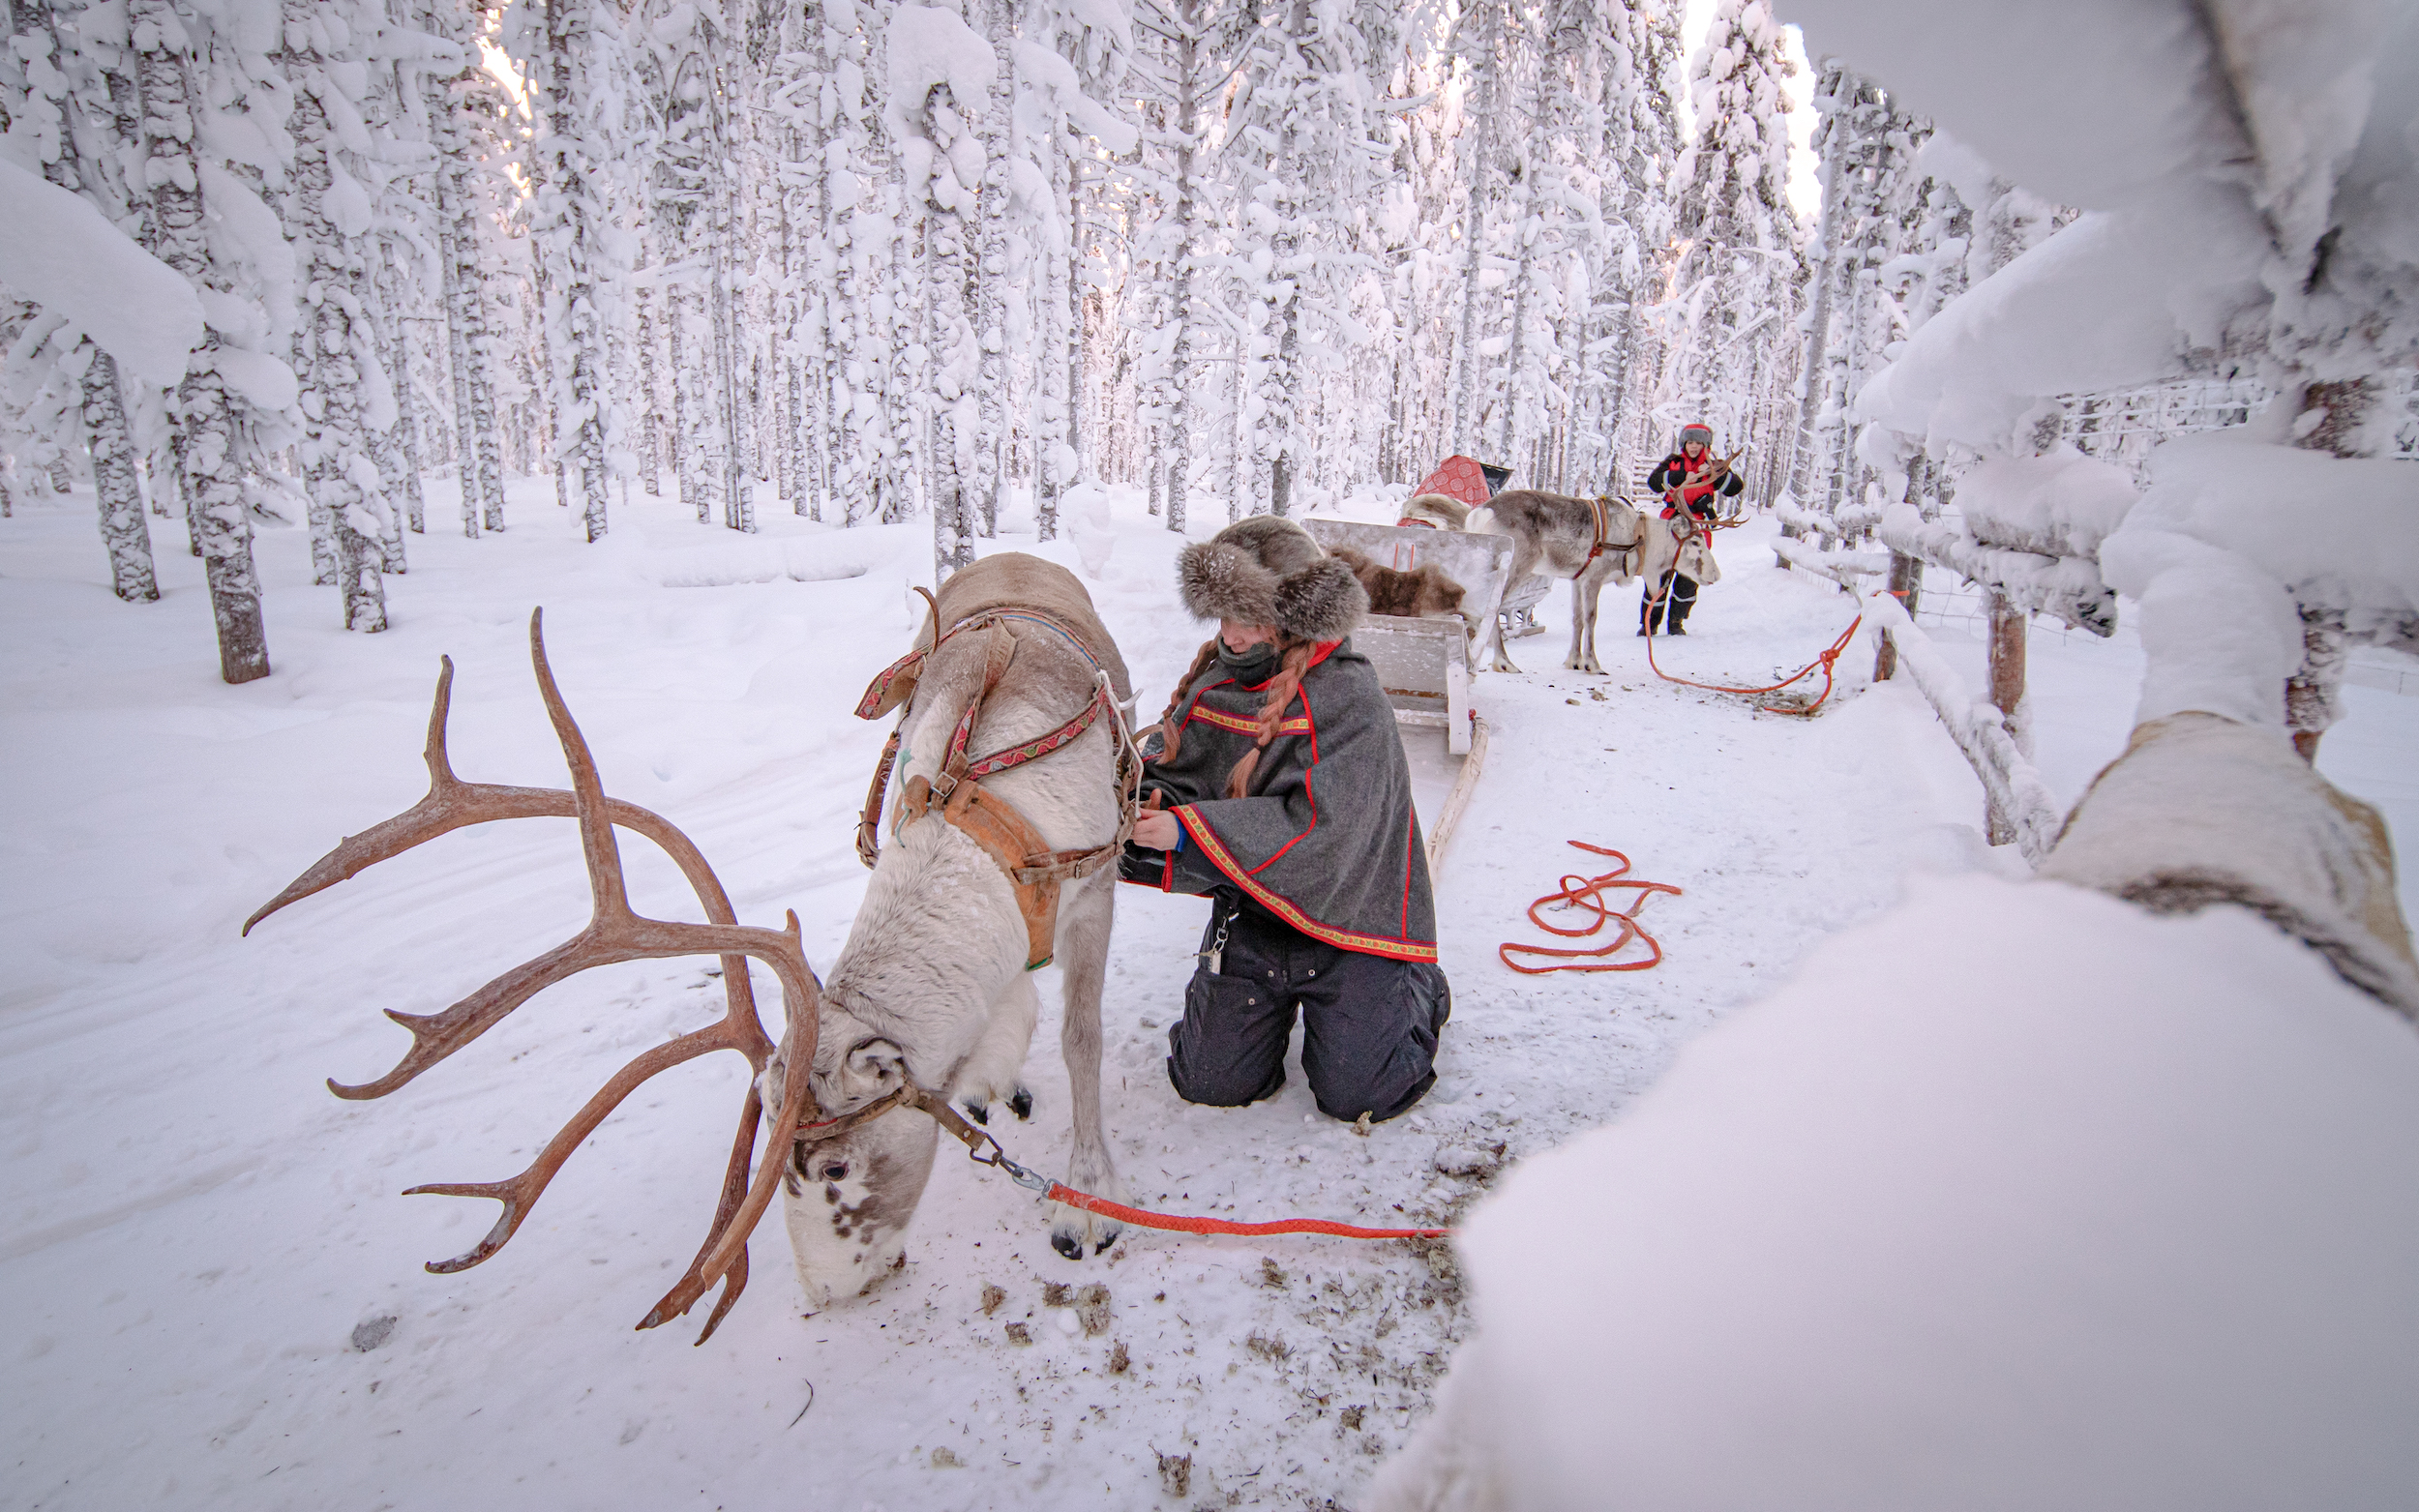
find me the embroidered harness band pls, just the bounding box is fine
[852,604,1139,971]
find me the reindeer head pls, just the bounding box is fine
[780,1107,939,1310]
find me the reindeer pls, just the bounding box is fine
[1635,508,1726,631]
[248,553,1137,1336]
[1467,489,1654,675]
[796,552,1137,1297]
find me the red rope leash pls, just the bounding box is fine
[1499,842,1684,974]
[1047,1183,1448,1240]
[1643,596,1863,716]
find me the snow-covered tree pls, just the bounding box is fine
[0,0,1874,666]
[130,0,278,682]
[6,1,164,603]
[281,0,396,630]
[1660,0,1799,464]
[517,0,621,542]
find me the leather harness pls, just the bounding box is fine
[852,602,1137,971]
[1580,494,1643,578]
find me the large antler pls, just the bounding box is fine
[248,609,822,1343]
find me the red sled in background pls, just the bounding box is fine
[1413,456,1513,507]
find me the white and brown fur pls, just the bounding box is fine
[1329,545,1477,650]
[763,614,1127,1309]
[1467,489,1656,675]
[1638,510,1724,620]
[1397,493,1473,531]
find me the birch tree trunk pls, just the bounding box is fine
[536,0,612,542]
[1067,139,1091,499]
[373,249,428,536]
[1781,60,1850,521]
[1161,0,1206,534]
[971,0,1015,539]
[926,82,978,580]
[1496,145,1538,464]
[285,13,391,631]
[134,0,271,681]
[1451,12,1499,458]
[636,282,662,494]
[80,345,159,603]
[425,4,506,535]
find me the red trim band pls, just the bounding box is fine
[1173,807,1438,962]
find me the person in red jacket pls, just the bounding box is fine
[1641,423,1742,636]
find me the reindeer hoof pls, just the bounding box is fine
[1008,1087,1032,1121]
[962,1101,990,1126]
[1049,1198,1123,1260]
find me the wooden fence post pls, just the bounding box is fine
[1873,549,1923,681]
[1985,588,2028,845]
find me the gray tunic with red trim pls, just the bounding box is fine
[1129,639,1436,963]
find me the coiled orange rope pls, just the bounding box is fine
[1499,842,1684,974]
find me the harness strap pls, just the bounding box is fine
[854,728,903,870]
[1577,495,1642,578]
[900,772,1115,969]
[965,686,1107,783]
[930,621,1018,804]
[853,608,1139,968]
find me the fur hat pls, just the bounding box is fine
[1177,517,1367,642]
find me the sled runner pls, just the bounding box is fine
[1303,518,1512,870]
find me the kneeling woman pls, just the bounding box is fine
[1121,519,1449,1124]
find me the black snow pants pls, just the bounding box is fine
[1641,571,1698,634]
[1167,894,1450,1124]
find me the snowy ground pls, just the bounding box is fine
[3,482,2410,1510]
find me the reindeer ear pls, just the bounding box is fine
[841,1037,908,1096]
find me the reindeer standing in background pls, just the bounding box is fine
[1467,489,1656,674]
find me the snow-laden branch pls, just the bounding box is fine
[0,158,203,389]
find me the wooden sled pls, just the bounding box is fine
[1303,519,1512,872]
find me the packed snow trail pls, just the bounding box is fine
[4,485,2411,1510]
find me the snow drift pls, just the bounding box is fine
[1370,875,2419,1512]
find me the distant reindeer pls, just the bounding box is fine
[1467,489,1655,674]
[250,554,1139,1335]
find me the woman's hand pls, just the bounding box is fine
[1132,809,1180,850]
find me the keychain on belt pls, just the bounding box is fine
[1199,898,1232,975]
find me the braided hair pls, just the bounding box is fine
[1152,634,1318,798]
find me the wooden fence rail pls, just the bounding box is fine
[1864,591,2067,863]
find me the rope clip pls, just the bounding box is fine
[968,1135,1053,1194]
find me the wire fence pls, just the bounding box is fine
[2047,371,2419,484]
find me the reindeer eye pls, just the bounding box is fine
[821,1162,850,1182]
